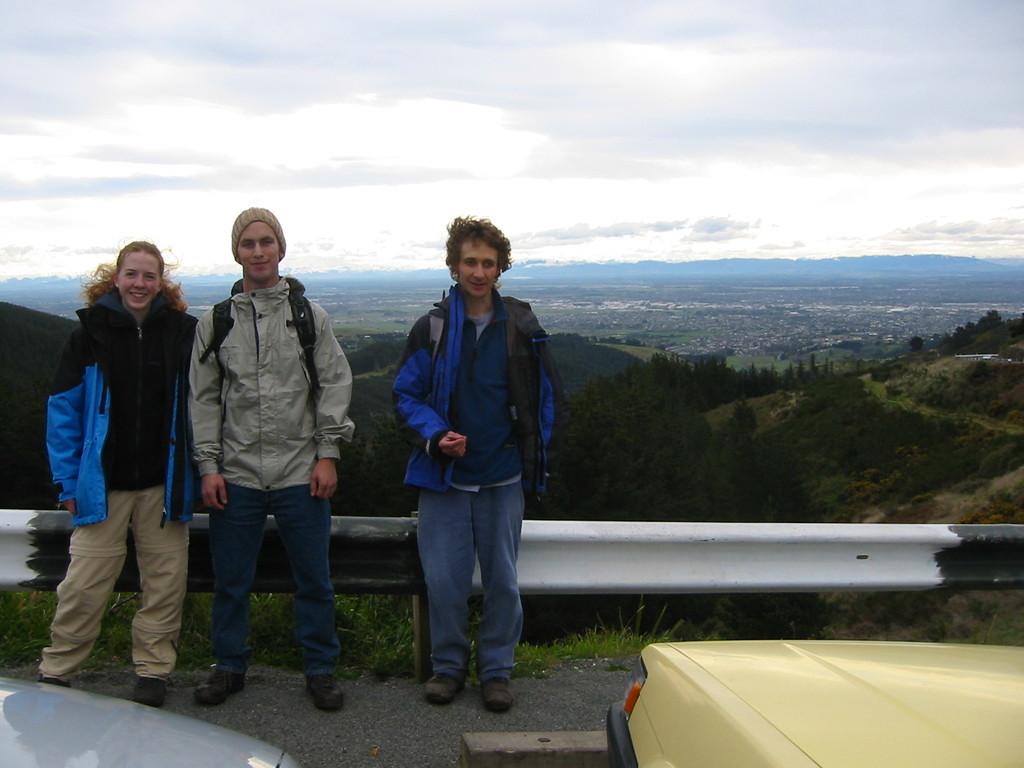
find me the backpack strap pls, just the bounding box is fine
[428,302,523,366]
[198,298,235,376]
[285,277,320,391]
[199,277,321,392]
[428,314,444,365]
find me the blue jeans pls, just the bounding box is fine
[208,483,339,676]
[417,483,524,681]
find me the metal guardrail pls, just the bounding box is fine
[5,510,1021,681]
[3,510,1023,594]
[517,520,1024,593]
[0,509,422,593]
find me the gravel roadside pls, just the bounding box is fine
[2,659,633,768]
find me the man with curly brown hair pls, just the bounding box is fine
[394,216,565,712]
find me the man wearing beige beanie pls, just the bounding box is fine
[189,207,355,710]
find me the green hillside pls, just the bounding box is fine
[0,303,76,508]
[0,303,641,509]
[3,302,1021,645]
[0,302,75,389]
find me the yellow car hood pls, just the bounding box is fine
[631,640,1024,768]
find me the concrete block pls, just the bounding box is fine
[460,731,607,768]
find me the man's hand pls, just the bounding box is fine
[438,431,467,458]
[201,473,228,510]
[310,458,338,499]
[61,498,77,517]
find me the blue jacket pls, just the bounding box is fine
[449,298,520,485]
[46,296,198,526]
[393,286,565,493]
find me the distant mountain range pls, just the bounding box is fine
[1,254,1021,296]
[504,254,1019,284]
[205,254,1024,285]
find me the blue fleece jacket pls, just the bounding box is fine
[393,285,566,493]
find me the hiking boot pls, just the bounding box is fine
[194,669,245,705]
[132,676,167,707]
[306,674,344,711]
[424,673,465,705]
[481,678,513,712]
[38,675,70,688]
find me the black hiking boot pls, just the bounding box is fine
[194,669,245,705]
[132,676,167,707]
[38,675,71,688]
[306,674,344,711]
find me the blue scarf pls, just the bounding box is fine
[428,284,465,419]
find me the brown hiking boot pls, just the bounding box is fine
[481,678,513,712]
[424,673,465,705]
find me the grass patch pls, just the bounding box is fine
[4,589,1020,677]
[0,592,665,679]
[0,592,417,675]
[0,593,55,666]
[514,627,654,678]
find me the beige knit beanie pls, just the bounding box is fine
[231,207,286,262]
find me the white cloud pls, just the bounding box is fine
[0,0,1022,280]
[886,218,1024,246]
[689,217,756,242]
[0,96,546,191]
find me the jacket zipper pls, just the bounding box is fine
[134,325,143,487]
[251,302,260,362]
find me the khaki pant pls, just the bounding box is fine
[39,485,189,680]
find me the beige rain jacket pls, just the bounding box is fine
[190,277,354,491]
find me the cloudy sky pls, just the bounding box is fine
[1,0,1021,280]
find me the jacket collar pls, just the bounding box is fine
[434,285,505,322]
[92,289,166,326]
[231,275,306,299]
